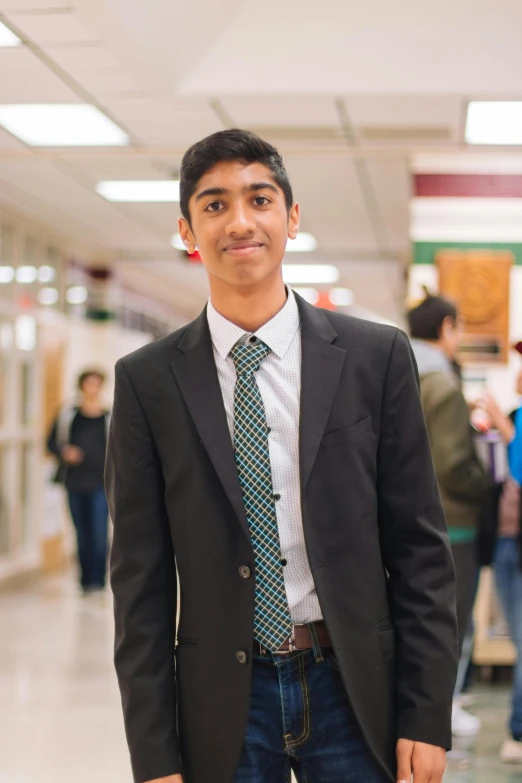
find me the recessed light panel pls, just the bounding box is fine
[282,265,339,285]
[286,233,318,252]
[0,22,21,48]
[0,104,129,147]
[97,180,180,202]
[466,102,522,145]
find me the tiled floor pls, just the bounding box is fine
[1,571,522,783]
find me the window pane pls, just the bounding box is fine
[0,224,15,301]
[20,361,33,426]
[0,447,9,554]
[20,442,31,544]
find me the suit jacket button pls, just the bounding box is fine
[239,566,251,579]
[236,650,248,664]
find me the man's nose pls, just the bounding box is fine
[225,202,256,235]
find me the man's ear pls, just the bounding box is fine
[178,217,197,253]
[288,203,300,240]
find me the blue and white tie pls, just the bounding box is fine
[231,338,293,651]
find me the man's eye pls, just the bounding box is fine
[205,201,222,212]
[254,196,270,206]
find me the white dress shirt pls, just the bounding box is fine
[207,288,322,624]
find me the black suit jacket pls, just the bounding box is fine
[106,295,458,783]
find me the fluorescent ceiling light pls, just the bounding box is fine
[0,21,21,47]
[283,264,339,285]
[15,315,36,351]
[466,102,522,145]
[292,287,319,305]
[66,286,88,304]
[171,233,187,250]
[16,266,38,284]
[97,180,180,202]
[286,233,318,252]
[38,287,59,306]
[0,104,129,147]
[329,288,354,306]
[38,265,56,283]
[0,266,15,284]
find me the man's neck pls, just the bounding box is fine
[209,278,288,333]
[422,339,451,361]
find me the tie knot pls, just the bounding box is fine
[231,338,271,376]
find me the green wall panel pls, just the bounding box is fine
[413,241,522,266]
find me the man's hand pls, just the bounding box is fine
[396,739,446,782]
[60,444,84,465]
[145,777,182,783]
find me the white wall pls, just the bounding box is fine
[63,319,152,406]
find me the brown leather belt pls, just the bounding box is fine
[254,621,332,655]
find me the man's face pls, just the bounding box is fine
[441,316,463,360]
[81,375,103,398]
[178,160,299,290]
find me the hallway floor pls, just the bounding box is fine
[1,570,521,782]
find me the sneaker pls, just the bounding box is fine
[452,701,481,737]
[456,693,475,709]
[500,738,522,763]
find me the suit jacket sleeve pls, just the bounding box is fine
[105,358,181,783]
[377,330,458,750]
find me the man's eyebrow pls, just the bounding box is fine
[195,187,230,203]
[247,182,279,195]
[194,182,279,203]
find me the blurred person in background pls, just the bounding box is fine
[478,351,522,763]
[47,369,111,595]
[408,293,492,740]
[107,129,457,783]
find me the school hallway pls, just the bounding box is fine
[1,571,521,783]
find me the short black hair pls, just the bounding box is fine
[179,129,293,224]
[407,291,458,341]
[77,369,106,390]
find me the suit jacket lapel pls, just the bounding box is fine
[296,296,346,489]
[170,310,250,541]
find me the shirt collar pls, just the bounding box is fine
[207,287,300,360]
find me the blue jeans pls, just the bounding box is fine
[494,537,522,741]
[233,647,390,783]
[68,487,109,590]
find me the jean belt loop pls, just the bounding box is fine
[307,622,324,663]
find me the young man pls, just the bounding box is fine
[106,130,458,783]
[408,294,492,738]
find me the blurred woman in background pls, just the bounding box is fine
[47,369,111,595]
[481,358,522,762]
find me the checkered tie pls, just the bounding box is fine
[231,337,293,651]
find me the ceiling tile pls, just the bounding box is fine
[344,95,462,129]
[0,47,80,102]
[74,68,141,94]
[365,158,411,254]
[284,152,379,256]
[106,99,223,146]
[62,155,175,182]
[0,126,29,149]
[5,9,99,45]
[0,159,169,248]
[220,96,341,128]
[43,44,122,72]
[0,0,70,9]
